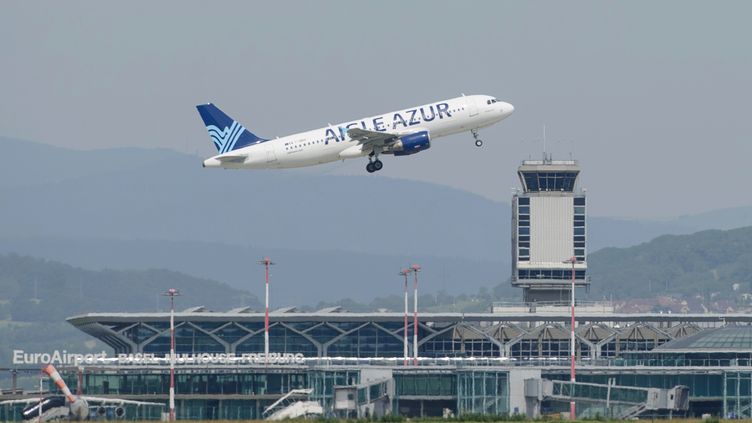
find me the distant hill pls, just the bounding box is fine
[0,253,258,322]
[1,137,751,302]
[586,226,752,300]
[0,238,506,304]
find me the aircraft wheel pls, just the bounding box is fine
[475,139,483,147]
[373,160,383,171]
[366,162,375,173]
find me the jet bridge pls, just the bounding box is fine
[524,379,689,419]
[262,388,323,421]
[333,377,393,419]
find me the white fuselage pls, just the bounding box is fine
[203,95,513,169]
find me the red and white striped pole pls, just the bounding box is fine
[43,364,89,420]
[163,288,180,421]
[399,268,410,366]
[411,264,421,366]
[42,364,76,404]
[259,257,275,365]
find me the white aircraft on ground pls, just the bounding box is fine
[0,364,163,422]
[197,94,513,173]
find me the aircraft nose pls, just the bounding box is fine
[500,102,514,117]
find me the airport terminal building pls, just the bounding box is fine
[2,308,743,420]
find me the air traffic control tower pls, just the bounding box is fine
[512,155,589,303]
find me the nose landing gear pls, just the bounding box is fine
[471,129,483,147]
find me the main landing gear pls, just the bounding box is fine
[366,152,384,173]
[366,158,383,173]
[471,129,483,147]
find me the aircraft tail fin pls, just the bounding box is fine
[196,104,267,154]
[43,364,77,403]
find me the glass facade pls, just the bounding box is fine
[421,326,501,358]
[724,371,752,418]
[573,196,586,262]
[111,321,419,358]
[327,323,404,357]
[457,370,509,416]
[65,370,307,397]
[143,324,225,354]
[75,316,711,361]
[392,371,509,417]
[521,171,578,192]
[517,197,530,262]
[600,325,672,357]
[395,373,456,397]
[235,325,317,356]
[511,338,590,359]
[517,269,586,280]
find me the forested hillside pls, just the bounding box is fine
[587,227,752,300]
[0,254,258,322]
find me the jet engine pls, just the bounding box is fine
[115,406,126,419]
[389,131,431,156]
[69,398,89,420]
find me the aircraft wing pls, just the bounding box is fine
[81,396,164,407]
[346,128,398,146]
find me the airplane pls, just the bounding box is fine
[0,364,163,422]
[197,94,514,173]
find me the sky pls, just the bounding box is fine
[1,1,750,218]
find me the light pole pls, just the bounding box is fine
[399,268,411,366]
[410,264,421,366]
[163,288,180,421]
[258,257,275,364]
[563,257,579,420]
[38,372,43,422]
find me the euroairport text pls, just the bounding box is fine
[12,350,305,366]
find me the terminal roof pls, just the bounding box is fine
[656,325,752,352]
